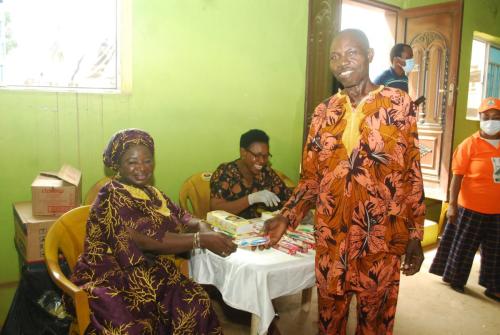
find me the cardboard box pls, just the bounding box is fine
[13,201,56,263]
[31,164,82,216]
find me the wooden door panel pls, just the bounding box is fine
[419,128,443,199]
[303,0,341,144]
[398,1,463,201]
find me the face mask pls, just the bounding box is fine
[480,120,500,136]
[402,58,415,74]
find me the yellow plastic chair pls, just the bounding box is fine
[438,201,449,234]
[84,176,111,205]
[44,205,91,335]
[179,172,213,219]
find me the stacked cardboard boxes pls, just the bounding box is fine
[14,164,82,263]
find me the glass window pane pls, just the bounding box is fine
[466,39,487,119]
[486,45,500,98]
[1,0,117,90]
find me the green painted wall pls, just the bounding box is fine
[379,0,404,7]
[0,0,308,283]
[402,0,446,8]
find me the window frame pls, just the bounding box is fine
[466,32,500,120]
[0,0,131,94]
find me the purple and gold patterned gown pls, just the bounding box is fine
[70,180,223,334]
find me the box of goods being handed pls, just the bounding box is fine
[206,210,254,237]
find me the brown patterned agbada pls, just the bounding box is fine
[281,86,425,333]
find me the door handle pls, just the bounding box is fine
[438,83,455,106]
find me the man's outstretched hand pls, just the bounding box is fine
[402,239,424,275]
[259,214,289,249]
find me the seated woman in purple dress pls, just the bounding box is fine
[70,129,237,334]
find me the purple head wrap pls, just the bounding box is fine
[103,129,155,171]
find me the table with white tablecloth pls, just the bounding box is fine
[190,247,316,335]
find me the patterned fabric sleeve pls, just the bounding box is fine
[403,99,426,240]
[210,163,231,200]
[280,102,324,228]
[96,184,147,270]
[161,190,193,229]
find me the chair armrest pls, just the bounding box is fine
[45,258,90,334]
[46,259,83,296]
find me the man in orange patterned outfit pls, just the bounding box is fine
[265,29,426,334]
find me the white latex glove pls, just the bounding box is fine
[248,190,281,207]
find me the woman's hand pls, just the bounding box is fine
[447,204,458,224]
[200,231,237,257]
[446,175,462,225]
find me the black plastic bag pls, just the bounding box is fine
[1,264,72,335]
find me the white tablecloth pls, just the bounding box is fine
[190,248,315,334]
